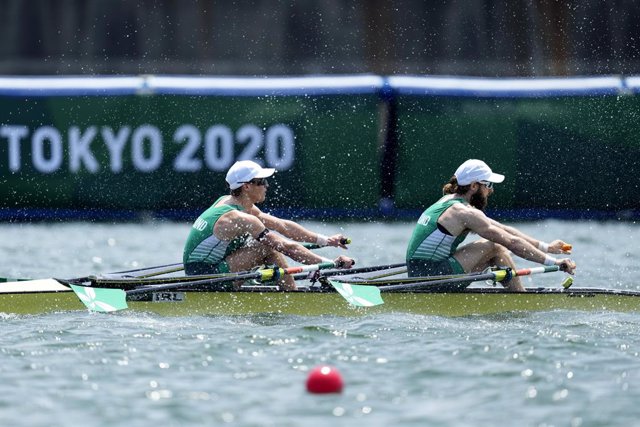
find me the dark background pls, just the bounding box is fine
[2,0,639,76]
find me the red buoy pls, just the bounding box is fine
[306,365,344,394]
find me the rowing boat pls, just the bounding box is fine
[2,263,640,316]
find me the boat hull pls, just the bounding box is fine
[2,286,640,316]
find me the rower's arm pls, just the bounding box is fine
[260,212,315,241]
[464,210,549,264]
[462,208,576,274]
[254,221,355,267]
[489,218,572,254]
[217,211,328,264]
[261,231,331,265]
[488,218,539,247]
[258,212,348,248]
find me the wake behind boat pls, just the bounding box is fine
[2,262,640,316]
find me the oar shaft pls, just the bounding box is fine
[125,262,337,296]
[380,272,495,291]
[380,265,560,292]
[512,265,559,277]
[292,262,406,280]
[109,262,184,277]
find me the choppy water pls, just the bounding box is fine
[2,220,640,426]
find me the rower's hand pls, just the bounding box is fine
[327,234,350,249]
[334,256,355,269]
[548,240,572,254]
[557,258,576,275]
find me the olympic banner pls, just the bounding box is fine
[0,76,384,217]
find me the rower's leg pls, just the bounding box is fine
[225,245,297,290]
[264,251,297,291]
[453,239,525,292]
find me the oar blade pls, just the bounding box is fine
[70,284,128,312]
[329,280,384,307]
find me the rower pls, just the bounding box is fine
[183,160,354,290]
[405,159,576,292]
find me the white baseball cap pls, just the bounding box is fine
[226,160,275,190]
[454,159,505,186]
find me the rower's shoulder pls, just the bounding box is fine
[221,205,261,223]
[446,201,487,223]
[447,199,472,212]
[214,195,235,207]
[216,196,254,213]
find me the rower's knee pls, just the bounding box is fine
[477,239,503,255]
[480,240,512,263]
[266,247,288,267]
[495,243,511,259]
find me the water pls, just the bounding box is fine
[2,220,640,426]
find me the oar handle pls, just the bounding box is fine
[493,265,560,281]
[258,262,337,281]
[302,237,351,250]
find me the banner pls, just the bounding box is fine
[2,75,639,220]
[387,76,638,214]
[0,76,384,216]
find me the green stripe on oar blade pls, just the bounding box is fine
[329,280,383,307]
[70,284,128,312]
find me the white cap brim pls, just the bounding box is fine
[487,172,505,183]
[254,168,276,179]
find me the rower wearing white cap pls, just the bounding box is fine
[183,160,354,290]
[405,159,575,292]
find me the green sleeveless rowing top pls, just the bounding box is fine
[183,196,248,266]
[406,196,470,262]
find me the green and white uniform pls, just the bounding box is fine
[183,197,249,275]
[406,196,468,277]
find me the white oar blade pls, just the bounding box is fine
[70,284,128,312]
[329,280,384,307]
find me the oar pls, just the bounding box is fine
[329,265,563,307]
[108,262,184,277]
[92,256,388,288]
[5,262,188,288]
[293,262,406,282]
[86,238,351,286]
[95,263,185,281]
[70,261,342,313]
[320,268,480,286]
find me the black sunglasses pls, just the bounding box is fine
[241,178,268,186]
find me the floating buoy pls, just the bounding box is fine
[306,365,343,394]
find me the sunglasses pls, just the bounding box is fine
[479,180,494,189]
[242,178,268,186]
